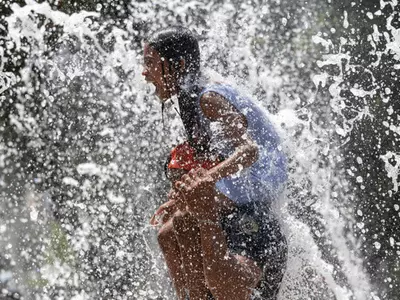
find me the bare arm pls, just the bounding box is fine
[199,91,259,181]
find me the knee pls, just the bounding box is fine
[172,210,196,235]
[157,211,197,247]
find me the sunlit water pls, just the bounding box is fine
[0,0,398,299]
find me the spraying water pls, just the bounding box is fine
[1,0,399,299]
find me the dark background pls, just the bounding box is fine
[0,0,399,299]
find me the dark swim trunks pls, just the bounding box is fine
[219,202,287,300]
[185,202,287,300]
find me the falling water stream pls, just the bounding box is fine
[0,0,399,299]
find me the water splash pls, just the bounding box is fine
[2,0,399,299]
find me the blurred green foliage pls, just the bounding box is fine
[47,221,75,265]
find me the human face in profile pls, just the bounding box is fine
[142,44,177,102]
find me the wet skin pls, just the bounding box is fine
[144,45,263,300]
[142,44,180,101]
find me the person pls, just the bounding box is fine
[150,141,224,226]
[143,26,288,300]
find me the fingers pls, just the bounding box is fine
[156,199,175,215]
[161,209,174,223]
[174,168,209,195]
[175,180,188,192]
[195,167,207,178]
[150,211,166,226]
[187,167,207,179]
[177,169,203,191]
[188,168,197,179]
[150,199,177,226]
[160,203,177,224]
[180,173,192,185]
[149,214,158,225]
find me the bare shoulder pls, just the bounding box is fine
[199,90,253,149]
[199,91,243,121]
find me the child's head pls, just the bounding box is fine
[165,142,220,183]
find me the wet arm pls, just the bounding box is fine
[200,92,259,181]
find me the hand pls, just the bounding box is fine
[174,167,218,220]
[149,187,188,226]
[149,199,177,226]
[175,167,215,195]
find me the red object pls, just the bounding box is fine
[168,142,220,171]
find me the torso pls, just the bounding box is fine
[179,83,288,205]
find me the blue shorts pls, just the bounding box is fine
[220,202,287,299]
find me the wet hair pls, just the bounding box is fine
[148,27,210,153]
[147,26,201,80]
